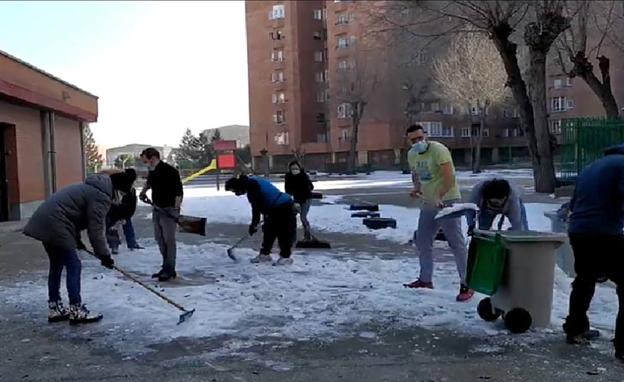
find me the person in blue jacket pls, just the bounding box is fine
[564,144,624,363]
[225,175,296,265]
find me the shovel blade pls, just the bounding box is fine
[177,308,196,325]
[178,216,206,236]
[226,248,238,262]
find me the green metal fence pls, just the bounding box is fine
[558,118,624,182]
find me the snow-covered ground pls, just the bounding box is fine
[1,170,618,358]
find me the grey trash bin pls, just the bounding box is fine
[544,209,575,278]
[476,230,566,333]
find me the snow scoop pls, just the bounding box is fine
[435,203,479,221]
[142,197,206,236]
[83,250,195,324]
[226,233,250,262]
[295,236,331,249]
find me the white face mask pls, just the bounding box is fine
[291,168,301,175]
[412,141,428,154]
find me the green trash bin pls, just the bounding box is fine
[467,231,507,296]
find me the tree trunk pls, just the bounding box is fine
[571,53,619,118]
[348,101,366,174]
[474,107,486,173]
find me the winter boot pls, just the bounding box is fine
[48,301,69,323]
[129,244,144,251]
[403,279,434,289]
[152,269,164,279]
[273,256,294,266]
[616,350,624,363]
[251,254,273,264]
[566,329,600,345]
[158,271,177,282]
[69,304,103,325]
[456,284,475,302]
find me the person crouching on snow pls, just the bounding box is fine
[284,161,316,242]
[23,170,136,325]
[225,175,296,265]
[465,178,528,235]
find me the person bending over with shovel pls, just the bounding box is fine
[139,147,184,282]
[23,170,136,324]
[225,175,296,266]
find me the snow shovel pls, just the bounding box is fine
[295,237,331,249]
[226,233,250,262]
[435,203,480,221]
[142,197,206,236]
[83,249,195,324]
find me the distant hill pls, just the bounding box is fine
[202,125,249,148]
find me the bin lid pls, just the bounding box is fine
[498,230,566,244]
[473,229,499,240]
[544,211,559,218]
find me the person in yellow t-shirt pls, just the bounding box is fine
[403,124,474,302]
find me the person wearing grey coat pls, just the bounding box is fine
[465,178,529,234]
[24,170,136,324]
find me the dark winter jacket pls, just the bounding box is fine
[107,188,138,226]
[247,176,293,226]
[569,144,624,235]
[284,171,314,203]
[24,174,113,257]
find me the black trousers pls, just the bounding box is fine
[564,233,624,352]
[260,204,296,258]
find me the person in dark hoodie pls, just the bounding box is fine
[284,161,315,241]
[563,144,624,362]
[24,170,136,325]
[225,175,296,265]
[106,182,143,254]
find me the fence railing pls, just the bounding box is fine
[557,118,624,182]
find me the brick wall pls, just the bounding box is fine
[54,115,83,189]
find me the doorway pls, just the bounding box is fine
[0,124,10,221]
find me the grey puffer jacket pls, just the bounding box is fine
[24,174,112,258]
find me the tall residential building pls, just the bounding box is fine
[247,1,624,172]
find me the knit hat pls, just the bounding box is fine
[110,168,137,193]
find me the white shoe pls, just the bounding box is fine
[273,257,294,266]
[251,254,272,264]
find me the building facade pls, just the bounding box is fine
[0,50,98,221]
[248,1,622,172]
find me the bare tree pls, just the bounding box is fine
[555,0,620,118]
[372,0,570,192]
[433,32,508,172]
[335,46,379,174]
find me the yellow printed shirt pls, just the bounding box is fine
[407,141,461,203]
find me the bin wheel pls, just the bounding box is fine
[503,308,532,334]
[477,298,502,322]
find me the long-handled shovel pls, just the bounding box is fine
[226,233,250,262]
[142,197,206,236]
[84,250,195,324]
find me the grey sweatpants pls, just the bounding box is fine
[299,200,313,240]
[153,208,178,274]
[416,201,467,284]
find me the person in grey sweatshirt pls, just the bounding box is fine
[465,178,528,235]
[24,169,136,325]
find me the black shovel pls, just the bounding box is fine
[142,196,206,236]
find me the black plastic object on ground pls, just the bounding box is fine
[311,192,323,199]
[363,217,397,229]
[349,203,379,212]
[351,211,380,218]
[296,239,331,249]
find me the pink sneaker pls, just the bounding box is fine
[456,284,475,302]
[403,279,434,289]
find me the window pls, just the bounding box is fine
[336,13,350,25]
[314,71,326,83]
[482,128,490,137]
[443,104,454,115]
[417,121,452,137]
[271,50,284,62]
[314,51,324,62]
[550,119,562,134]
[340,129,350,140]
[269,4,285,20]
[470,106,481,115]
[338,103,352,118]
[270,30,284,40]
[502,128,509,138]
[316,113,326,122]
[338,60,348,70]
[513,128,520,137]
[316,90,326,103]
[271,93,277,103]
[566,77,573,87]
[313,9,323,20]
[337,36,348,49]
[274,132,289,145]
[273,110,285,124]
[350,35,357,46]
[317,133,328,143]
[552,96,567,112]
[313,31,322,40]
[554,79,563,89]
[566,98,575,110]
[461,127,471,138]
[271,71,285,82]
[431,102,441,112]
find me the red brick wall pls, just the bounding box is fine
[0,99,45,203]
[54,115,83,189]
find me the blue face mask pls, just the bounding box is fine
[412,141,428,154]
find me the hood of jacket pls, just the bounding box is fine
[85,174,113,198]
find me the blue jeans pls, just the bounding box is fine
[106,219,138,249]
[43,244,81,305]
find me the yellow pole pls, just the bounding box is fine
[181,159,217,184]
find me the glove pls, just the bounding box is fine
[139,193,151,204]
[467,225,475,237]
[248,224,258,236]
[100,255,114,269]
[76,238,87,251]
[293,203,301,213]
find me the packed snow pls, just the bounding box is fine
[1,170,618,358]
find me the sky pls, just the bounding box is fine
[0,1,249,149]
